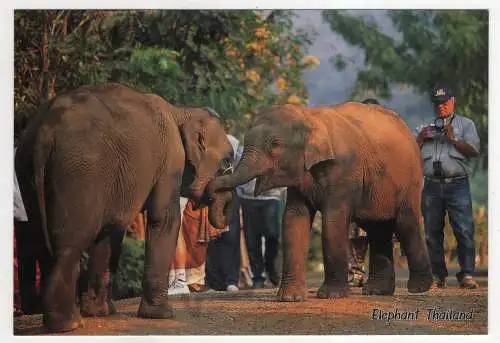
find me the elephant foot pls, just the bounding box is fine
[407,273,433,294]
[137,298,174,319]
[277,285,307,302]
[43,310,85,333]
[80,296,117,317]
[316,284,349,299]
[362,279,395,296]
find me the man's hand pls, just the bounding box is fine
[444,124,455,142]
[444,123,479,157]
[417,126,434,147]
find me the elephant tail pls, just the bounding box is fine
[34,129,54,257]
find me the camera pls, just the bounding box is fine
[432,160,443,177]
[430,117,445,133]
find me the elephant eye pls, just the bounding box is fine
[267,137,283,155]
[197,134,206,152]
[219,157,233,175]
[271,137,281,147]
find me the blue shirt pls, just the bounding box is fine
[414,114,480,177]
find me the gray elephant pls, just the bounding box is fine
[208,103,433,301]
[15,83,233,332]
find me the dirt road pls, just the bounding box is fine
[14,268,488,335]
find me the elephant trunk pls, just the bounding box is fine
[207,190,233,229]
[208,149,267,196]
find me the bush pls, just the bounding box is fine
[112,237,145,300]
[307,213,323,271]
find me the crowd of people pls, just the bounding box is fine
[164,131,287,295]
[13,82,482,316]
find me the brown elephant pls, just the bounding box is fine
[15,83,233,332]
[208,102,433,301]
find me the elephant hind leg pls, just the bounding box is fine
[362,220,395,296]
[394,205,433,293]
[43,245,86,332]
[80,225,125,317]
[43,198,102,332]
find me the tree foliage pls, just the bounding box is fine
[322,10,488,170]
[14,10,318,138]
[112,237,145,300]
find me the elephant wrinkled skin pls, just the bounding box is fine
[15,83,233,332]
[209,102,433,301]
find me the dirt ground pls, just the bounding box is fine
[14,268,488,336]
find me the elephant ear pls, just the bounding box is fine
[181,116,207,170]
[303,118,349,171]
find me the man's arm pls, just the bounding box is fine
[450,139,479,157]
[445,120,480,158]
[416,126,434,148]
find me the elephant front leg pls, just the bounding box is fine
[138,182,181,319]
[278,188,315,302]
[362,224,395,295]
[317,204,350,299]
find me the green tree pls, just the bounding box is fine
[14,10,183,119]
[322,10,488,170]
[14,10,319,139]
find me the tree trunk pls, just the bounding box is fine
[62,13,68,38]
[39,11,51,102]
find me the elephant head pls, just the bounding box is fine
[208,104,349,196]
[173,106,236,228]
[144,96,235,229]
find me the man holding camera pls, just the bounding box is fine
[416,84,480,289]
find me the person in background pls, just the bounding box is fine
[205,134,243,292]
[347,223,369,288]
[14,142,29,316]
[361,98,380,105]
[183,197,228,293]
[238,217,254,289]
[127,212,146,241]
[415,83,480,289]
[168,108,230,294]
[14,118,43,315]
[237,179,286,289]
[168,197,191,295]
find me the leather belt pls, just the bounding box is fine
[425,175,468,183]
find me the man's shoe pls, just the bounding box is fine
[267,269,280,287]
[188,283,211,293]
[348,263,366,288]
[433,276,446,288]
[226,284,239,292]
[168,279,190,295]
[458,275,478,289]
[14,307,24,317]
[252,280,265,289]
